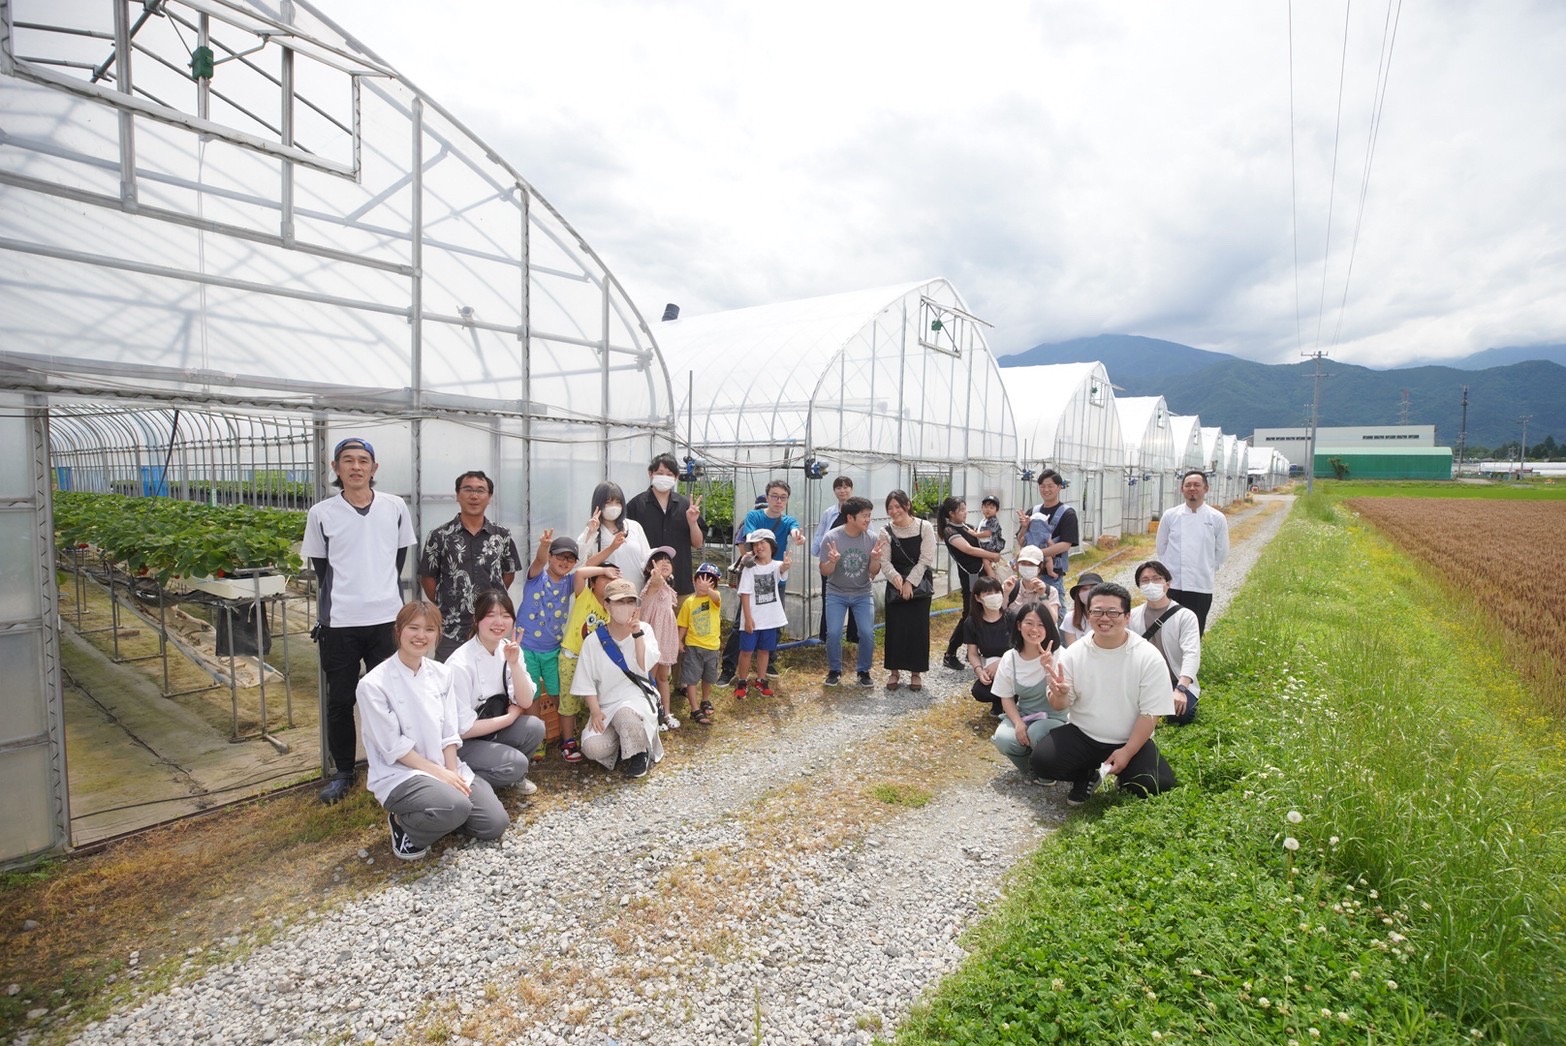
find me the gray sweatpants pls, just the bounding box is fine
[460,715,547,787]
[382,773,507,848]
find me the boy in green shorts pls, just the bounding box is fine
[520,531,616,763]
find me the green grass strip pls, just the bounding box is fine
[897,498,1566,1045]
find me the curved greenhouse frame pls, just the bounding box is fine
[1114,395,1175,537]
[1169,414,1206,476]
[999,362,1124,542]
[0,0,672,864]
[657,279,1019,627]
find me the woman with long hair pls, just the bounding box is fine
[445,588,546,793]
[880,489,935,691]
[578,480,652,582]
[938,495,1003,670]
[988,600,1066,776]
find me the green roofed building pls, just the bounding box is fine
[1313,446,1453,480]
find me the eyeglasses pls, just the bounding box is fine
[458,486,489,494]
[766,492,788,501]
[1087,609,1125,619]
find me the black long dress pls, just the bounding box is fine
[882,525,931,672]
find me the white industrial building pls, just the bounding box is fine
[1253,425,1437,468]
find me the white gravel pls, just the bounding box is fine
[62,496,1293,1046]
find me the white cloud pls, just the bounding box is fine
[324,0,1566,365]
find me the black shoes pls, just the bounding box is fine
[1066,771,1101,806]
[388,813,428,860]
[318,772,354,805]
[824,671,841,687]
[942,654,965,671]
[856,671,874,688]
[622,752,649,778]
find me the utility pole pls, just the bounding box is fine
[1518,414,1532,480]
[1456,385,1468,474]
[1303,350,1327,493]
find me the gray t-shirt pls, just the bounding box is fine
[822,525,877,596]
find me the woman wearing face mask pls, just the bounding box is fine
[964,575,1016,715]
[580,481,652,582]
[1010,546,1062,623]
[445,589,546,793]
[989,600,1067,776]
[938,496,1004,672]
[570,578,665,776]
[1126,560,1201,725]
[1059,571,1102,647]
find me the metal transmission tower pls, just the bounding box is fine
[1519,414,1532,479]
[1303,350,1328,493]
[1398,389,1410,425]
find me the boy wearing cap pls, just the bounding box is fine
[519,530,616,759]
[733,528,791,699]
[303,437,417,805]
[572,578,664,777]
[676,563,724,724]
[976,495,1007,556]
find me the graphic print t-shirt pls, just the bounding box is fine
[738,560,789,631]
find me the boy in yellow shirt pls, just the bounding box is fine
[676,563,723,724]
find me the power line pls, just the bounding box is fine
[1312,0,1354,352]
[1288,0,1304,355]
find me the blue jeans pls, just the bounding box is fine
[824,590,874,673]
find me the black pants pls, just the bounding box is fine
[1167,589,1213,634]
[943,568,975,660]
[1029,722,1177,797]
[319,622,396,774]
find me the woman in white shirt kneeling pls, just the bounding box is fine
[445,588,546,793]
[360,602,508,861]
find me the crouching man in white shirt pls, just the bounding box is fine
[571,578,665,778]
[1031,581,1178,806]
[1128,559,1202,726]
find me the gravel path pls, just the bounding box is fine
[66,496,1293,1046]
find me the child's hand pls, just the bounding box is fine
[537,528,554,553]
[609,529,627,550]
[781,550,793,573]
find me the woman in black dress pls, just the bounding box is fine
[938,496,1004,670]
[880,489,935,690]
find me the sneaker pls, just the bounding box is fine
[942,654,965,671]
[622,751,649,778]
[733,679,749,700]
[766,662,781,678]
[716,669,735,687]
[318,772,354,806]
[1066,772,1100,806]
[518,777,538,796]
[388,813,429,860]
[824,670,842,687]
[560,739,584,763]
[756,682,773,698]
[856,671,874,688]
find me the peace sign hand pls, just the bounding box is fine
[537,528,555,553]
[687,494,703,523]
[823,538,840,564]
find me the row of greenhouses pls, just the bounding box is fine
[0,0,1286,865]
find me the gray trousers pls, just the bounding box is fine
[461,716,547,787]
[383,773,507,848]
[581,706,655,769]
[992,714,1067,773]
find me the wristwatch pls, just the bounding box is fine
[632,630,645,639]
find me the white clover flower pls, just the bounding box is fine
[1321,1008,1333,1018]
[1329,835,1340,846]
[1349,970,1361,981]
[1338,1011,1351,1023]
[1283,837,1300,851]
[1258,996,1271,1008]
[1309,1029,1321,1039]
[1369,889,1379,899]
[1386,979,1399,990]
[1287,810,1303,824]
[1051,977,1065,992]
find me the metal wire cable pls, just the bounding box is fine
[1312,1,1355,351]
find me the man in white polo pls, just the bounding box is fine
[1155,469,1229,634]
[303,437,417,805]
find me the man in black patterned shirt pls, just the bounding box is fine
[418,470,522,661]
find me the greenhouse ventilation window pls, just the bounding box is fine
[918,296,991,359]
[5,0,362,177]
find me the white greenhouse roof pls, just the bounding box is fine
[0,0,669,430]
[1113,395,1170,469]
[657,278,1015,467]
[1000,362,1110,465]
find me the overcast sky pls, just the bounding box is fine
[323,0,1565,367]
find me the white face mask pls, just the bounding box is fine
[601,503,622,521]
[650,475,677,493]
[1018,565,1040,580]
[608,603,636,625]
[980,593,1005,611]
[1140,582,1167,602]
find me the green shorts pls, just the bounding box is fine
[522,647,561,696]
[556,652,584,718]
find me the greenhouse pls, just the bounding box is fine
[999,362,1125,542]
[1169,414,1207,476]
[0,1,672,864]
[655,279,1018,629]
[1113,395,1176,537]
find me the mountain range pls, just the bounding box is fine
[999,335,1565,451]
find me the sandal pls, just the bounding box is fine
[908,675,923,692]
[690,700,714,725]
[885,674,902,691]
[560,738,584,763]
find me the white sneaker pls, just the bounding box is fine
[518,778,538,796]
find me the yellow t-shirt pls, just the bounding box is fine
[676,592,722,651]
[561,588,608,657]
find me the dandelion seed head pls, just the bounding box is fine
[1329,835,1340,846]
[1287,810,1303,824]
[1283,837,1300,851]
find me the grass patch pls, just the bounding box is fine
[865,782,934,808]
[897,500,1566,1045]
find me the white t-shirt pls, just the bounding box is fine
[738,560,789,631]
[571,626,664,769]
[1128,603,1201,697]
[990,649,1047,699]
[444,636,537,734]
[1056,632,1174,745]
[302,491,416,627]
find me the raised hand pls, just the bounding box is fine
[609,528,627,549]
[537,528,554,553]
[586,507,601,533]
[823,539,840,565]
[687,494,703,523]
[1045,653,1069,703]
[781,550,793,573]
